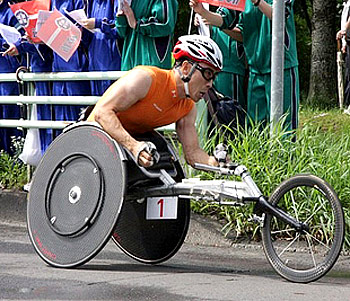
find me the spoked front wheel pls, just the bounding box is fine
[262,174,344,283]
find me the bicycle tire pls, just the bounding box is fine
[261,174,344,283]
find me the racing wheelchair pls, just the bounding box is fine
[27,122,345,283]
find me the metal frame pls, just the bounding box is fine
[125,159,308,232]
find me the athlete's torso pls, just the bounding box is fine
[90,66,194,134]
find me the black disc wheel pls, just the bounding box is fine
[262,174,344,283]
[27,124,126,268]
[111,194,190,264]
[111,131,190,264]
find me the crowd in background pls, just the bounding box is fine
[0,0,299,157]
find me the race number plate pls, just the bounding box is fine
[146,196,178,220]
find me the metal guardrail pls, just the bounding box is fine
[0,96,99,105]
[0,71,122,129]
[0,70,179,131]
[0,71,125,82]
[0,120,73,130]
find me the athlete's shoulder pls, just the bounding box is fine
[134,65,170,76]
[134,66,173,86]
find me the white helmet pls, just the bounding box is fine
[173,35,223,71]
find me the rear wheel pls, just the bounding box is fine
[262,174,344,283]
[27,124,126,268]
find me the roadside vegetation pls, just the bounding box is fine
[176,106,350,251]
[0,137,27,190]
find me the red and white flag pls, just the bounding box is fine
[198,0,246,11]
[36,9,81,62]
[10,0,50,43]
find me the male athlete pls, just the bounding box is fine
[88,35,223,168]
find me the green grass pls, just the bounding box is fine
[172,107,350,250]
[0,137,27,190]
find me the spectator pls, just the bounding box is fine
[115,0,178,71]
[190,0,299,132]
[50,0,90,135]
[210,25,246,107]
[82,0,122,96]
[195,8,246,107]
[0,0,24,154]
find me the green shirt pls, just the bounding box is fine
[212,8,245,76]
[221,0,298,74]
[115,0,178,71]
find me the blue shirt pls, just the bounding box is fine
[0,0,23,73]
[85,0,121,72]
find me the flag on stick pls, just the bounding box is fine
[35,10,53,34]
[198,0,246,11]
[37,9,81,62]
[9,0,50,43]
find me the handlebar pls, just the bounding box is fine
[194,162,240,176]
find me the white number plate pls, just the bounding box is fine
[146,196,178,220]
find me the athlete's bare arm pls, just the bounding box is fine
[90,69,154,167]
[176,106,218,167]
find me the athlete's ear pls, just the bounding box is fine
[182,60,192,75]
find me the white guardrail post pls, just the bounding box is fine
[0,71,124,129]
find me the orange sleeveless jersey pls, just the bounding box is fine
[89,66,194,134]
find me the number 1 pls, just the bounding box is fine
[157,199,164,217]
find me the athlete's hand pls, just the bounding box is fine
[213,143,230,167]
[134,142,159,168]
[137,150,153,167]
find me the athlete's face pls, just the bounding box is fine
[189,62,218,102]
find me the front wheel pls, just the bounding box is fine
[261,174,344,283]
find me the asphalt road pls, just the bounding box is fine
[1,218,349,301]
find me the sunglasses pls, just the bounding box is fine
[193,64,218,82]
